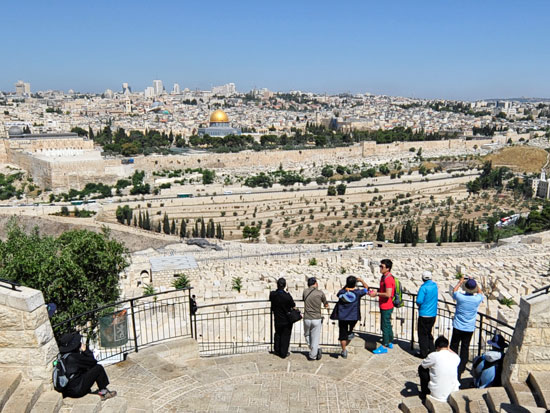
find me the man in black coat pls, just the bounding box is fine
[269,278,296,358]
[57,332,117,400]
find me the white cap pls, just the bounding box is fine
[422,271,432,281]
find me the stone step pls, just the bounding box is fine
[486,387,510,413]
[400,397,429,413]
[32,391,63,413]
[493,403,547,413]
[506,382,538,408]
[0,372,22,411]
[527,371,550,410]
[99,396,127,413]
[67,394,102,413]
[449,388,489,413]
[425,396,453,413]
[1,380,43,413]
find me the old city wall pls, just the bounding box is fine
[0,285,58,381]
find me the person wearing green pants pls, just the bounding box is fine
[369,259,395,354]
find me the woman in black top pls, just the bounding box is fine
[57,332,117,400]
[269,278,296,358]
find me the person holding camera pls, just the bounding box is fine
[450,275,484,379]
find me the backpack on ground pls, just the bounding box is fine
[392,277,404,308]
[52,353,72,392]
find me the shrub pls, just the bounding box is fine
[309,257,317,266]
[172,273,190,289]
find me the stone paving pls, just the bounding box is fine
[86,336,431,413]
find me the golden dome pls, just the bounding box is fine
[210,109,229,123]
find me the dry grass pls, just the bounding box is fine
[485,146,548,173]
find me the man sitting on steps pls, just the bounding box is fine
[418,335,460,402]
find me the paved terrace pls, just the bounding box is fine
[59,336,458,413]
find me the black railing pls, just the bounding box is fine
[53,288,194,363]
[194,292,515,361]
[0,278,20,291]
[530,284,550,299]
[52,289,514,364]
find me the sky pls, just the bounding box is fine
[1,0,549,100]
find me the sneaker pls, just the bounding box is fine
[316,348,322,360]
[347,332,355,341]
[99,390,117,401]
[341,349,348,359]
[387,342,394,349]
[373,346,388,354]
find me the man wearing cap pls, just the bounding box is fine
[303,277,329,360]
[450,275,484,379]
[472,333,508,388]
[416,271,438,358]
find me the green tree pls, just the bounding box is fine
[202,169,215,184]
[180,220,187,238]
[0,221,128,327]
[327,186,337,196]
[321,166,334,178]
[172,273,190,289]
[336,183,347,195]
[376,223,385,241]
[426,222,437,243]
[162,213,170,234]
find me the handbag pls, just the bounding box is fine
[329,303,339,320]
[287,308,302,324]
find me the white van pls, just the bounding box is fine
[352,242,374,249]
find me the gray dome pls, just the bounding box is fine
[8,126,23,136]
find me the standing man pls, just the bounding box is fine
[418,336,460,402]
[416,270,438,358]
[450,275,484,379]
[370,259,395,354]
[269,277,296,359]
[303,277,329,360]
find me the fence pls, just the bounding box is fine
[52,288,195,363]
[53,289,514,363]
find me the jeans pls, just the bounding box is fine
[450,327,474,378]
[303,318,322,359]
[274,323,292,358]
[381,309,394,346]
[418,316,436,358]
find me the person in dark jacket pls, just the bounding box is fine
[336,275,369,359]
[57,332,117,400]
[269,277,296,358]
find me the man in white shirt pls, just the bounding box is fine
[418,336,460,402]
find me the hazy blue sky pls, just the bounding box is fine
[1,0,548,100]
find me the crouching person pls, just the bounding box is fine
[418,336,460,402]
[57,332,117,400]
[472,333,508,388]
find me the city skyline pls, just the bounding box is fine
[1,0,549,100]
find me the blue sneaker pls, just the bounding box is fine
[387,343,394,349]
[373,346,388,354]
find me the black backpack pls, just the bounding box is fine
[52,353,73,392]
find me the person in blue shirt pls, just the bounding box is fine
[416,270,438,358]
[335,275,369,359]
[472,333,508,388]
[450,275,484,379]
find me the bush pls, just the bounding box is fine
[309,257,318,266]
[232,276,243,293]
[172,273,191,289]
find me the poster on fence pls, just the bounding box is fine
[99,309,129,348]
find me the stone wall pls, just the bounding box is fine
[502,290,550,385]
[0,285,58,381]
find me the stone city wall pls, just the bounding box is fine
[0,285,58,381]
[502,290,550,384]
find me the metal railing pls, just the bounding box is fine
[52,289,514,364]
[0,278,21,291]
[53,288,194,363]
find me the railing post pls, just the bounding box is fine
[129,298,139,354]
[410,295,416,350]
[188,288,194,339]
[270,309,273,353]
[477,313,484,357]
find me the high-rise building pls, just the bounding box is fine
[153,80,164,96]
[122,82,131,94]
[212,83,236,96]
[24,83,31,94]
[144,87,155,98]
[15,80,25,96]
[172,83,181,94]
